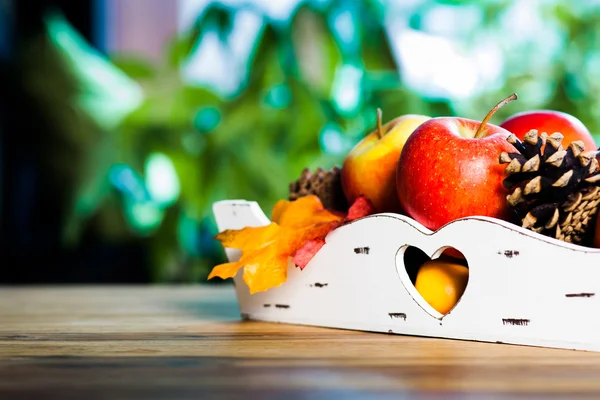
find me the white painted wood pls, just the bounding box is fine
[212,199,600,352]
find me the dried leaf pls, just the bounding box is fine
[241,247,289,294]
[345,196,376,221]
[215,223,279,250]
[210,195,374,293]
[271,200,290,224]
[292,239,325,270]
[207,261,241,280]
[274,195,342,228]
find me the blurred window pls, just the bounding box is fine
[95,0,177,61]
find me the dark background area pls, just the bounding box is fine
[1,0,150,283]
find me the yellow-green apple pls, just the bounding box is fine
[396,94,519,231]
[500,110,597,151]
[341,111,430,213]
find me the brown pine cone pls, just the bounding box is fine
[500,130,600,245]
[289,166,349,212]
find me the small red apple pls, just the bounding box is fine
[396,94,519,231]
[500,110,597,151]
[342,110,430,213]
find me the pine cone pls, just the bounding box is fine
[500,130,600,245]
[289,166,349,212]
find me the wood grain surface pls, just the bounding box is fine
[2,286,600,399]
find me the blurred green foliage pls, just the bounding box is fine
[23,0,600,281]
[111,0,439,281]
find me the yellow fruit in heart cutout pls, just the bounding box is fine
[414,259,469,315]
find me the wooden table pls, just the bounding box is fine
[2,286,600,399]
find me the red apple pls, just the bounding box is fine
[500,110,597,151]
[396,94,519,231]
[342,111,430,213]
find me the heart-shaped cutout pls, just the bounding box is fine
[396,245,469,319]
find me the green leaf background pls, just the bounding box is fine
[18,0,600,281]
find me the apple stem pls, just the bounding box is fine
[474,93,518,139]
[376,108,384,139]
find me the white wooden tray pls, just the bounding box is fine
[213,199,600,352]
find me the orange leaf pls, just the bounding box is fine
[215,223,279,251]
[210,195,374,293]
[242,252,288,294]
[207,261,242,280]
[271,200,290,224]
[275,195,342,228]
[210,242,289,293]
[288,220,341,254]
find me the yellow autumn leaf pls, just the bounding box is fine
[210,195,373,293]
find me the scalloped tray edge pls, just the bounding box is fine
[213,199,600,352]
